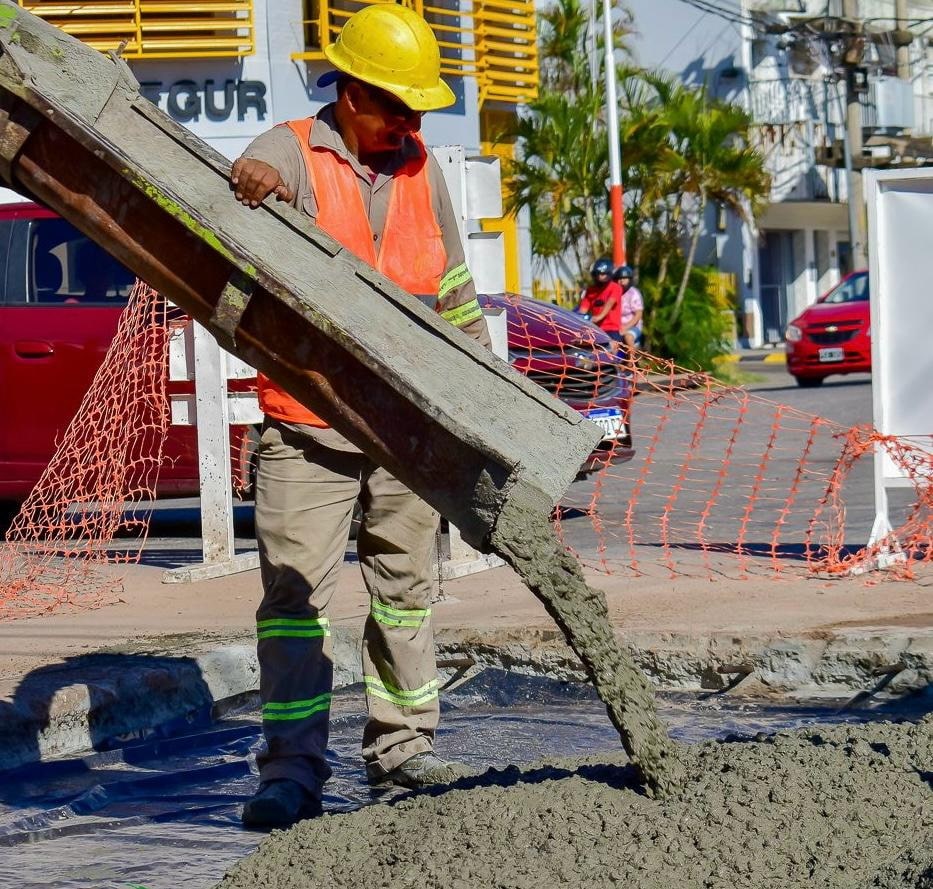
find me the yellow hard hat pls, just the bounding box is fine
[319,4,455,112]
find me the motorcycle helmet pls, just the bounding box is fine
[590,257,614,282]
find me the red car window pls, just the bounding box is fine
[824,274,869,304]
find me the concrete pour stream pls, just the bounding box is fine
[216,514,932,888]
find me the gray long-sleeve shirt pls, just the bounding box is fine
[241,105,490,348]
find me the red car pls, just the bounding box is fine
[0,198,257,503]
[480,293,635,473]
[784,270,871,387]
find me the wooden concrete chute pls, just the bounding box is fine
[0,0,602,550]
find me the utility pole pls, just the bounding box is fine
[842,0,868,270]
[589,0,599,88]
[895,0,911,82]
[601,0,625,266]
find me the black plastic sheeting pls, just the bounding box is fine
[0,670,927,889]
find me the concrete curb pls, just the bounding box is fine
[635,352,787,395]
[635,372,705,394]
[719,351,787,365]
[436,628,933,699]
[2,626,930,772]
[0,629,361,772]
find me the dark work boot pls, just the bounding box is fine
[241,779,322,829]
[366,752,474,789]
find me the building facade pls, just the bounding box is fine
[15,0,539,294]
[631,0,933,347]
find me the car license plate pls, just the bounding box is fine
[818,347,844,363]
[583,407,626,440]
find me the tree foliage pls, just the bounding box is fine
[499,0,770,368]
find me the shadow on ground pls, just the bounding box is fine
[0,652,220,790]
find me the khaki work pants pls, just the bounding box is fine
[253,419,440,796]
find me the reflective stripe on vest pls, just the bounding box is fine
[257,117,447,427]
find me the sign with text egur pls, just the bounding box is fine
[139,79,268,124]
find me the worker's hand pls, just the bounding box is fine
[230,157,294,208]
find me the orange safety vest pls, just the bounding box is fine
[257,117,447,427]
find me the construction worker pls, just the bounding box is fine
[229,3,490,828]
[612,264,644,350]
[577,257,623,343]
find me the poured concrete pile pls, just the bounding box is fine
[217,715,932,889]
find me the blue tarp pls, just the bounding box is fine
[0,671,923,889]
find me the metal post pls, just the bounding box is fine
[895,0,911,82]
[601,0,626,266]
[588,0,599,87]
[835,77,862,275]
[843,0,868,270]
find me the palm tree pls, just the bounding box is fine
[616,68,681,273]
[658,88,769,322]
[505,89,610,280]
[497,0,630,288]
[500,0,770,365]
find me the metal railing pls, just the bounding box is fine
[292,0,538,107]
[17,1,254,58]
[750,74,930,136]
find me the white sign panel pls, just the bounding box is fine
[432,145,506,295]
[864,168,933,544]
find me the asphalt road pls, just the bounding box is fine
[742,361,872,419]
[559,361,886,563]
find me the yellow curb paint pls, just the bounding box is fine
[763,352,787,364]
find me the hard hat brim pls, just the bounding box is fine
[319,51,456,112]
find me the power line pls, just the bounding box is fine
[671,0,755,26]
[657,13,708,68]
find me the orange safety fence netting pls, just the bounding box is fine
[483,294,930,581]
[0,283,172,619]
[0,287,930,621]
[555,351,932,581]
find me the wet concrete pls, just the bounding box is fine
[216,714,933,889]
[213,506,932,888]
[489,502,679,795]
[863,841,933,889]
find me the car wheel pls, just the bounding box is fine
[0,500,19,539]
[794,376,824,388]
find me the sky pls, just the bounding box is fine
[625,0,745,86]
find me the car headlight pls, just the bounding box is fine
[785,323,803,343]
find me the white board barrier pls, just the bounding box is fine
[164,321,261,583]
[433,146,506,296]
[864,168,933,558]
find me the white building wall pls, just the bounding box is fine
[626,0,744,97]
[128,0,482,160]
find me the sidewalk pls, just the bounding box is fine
[1,548,930,771]
[722,347,787,364]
